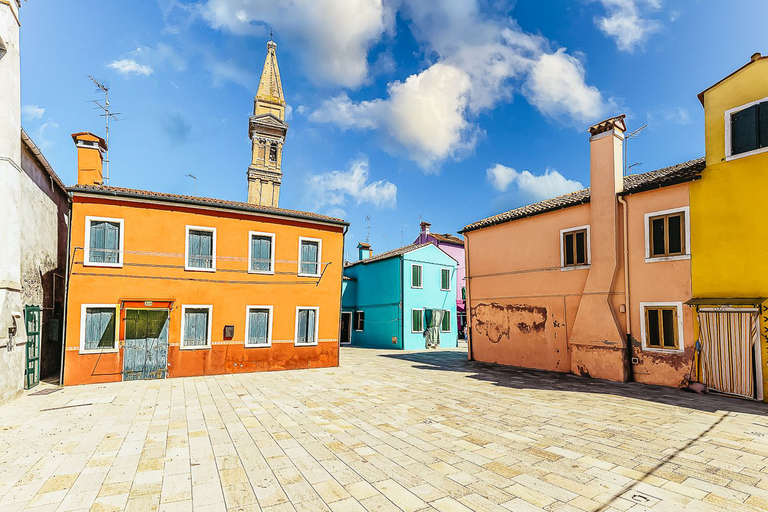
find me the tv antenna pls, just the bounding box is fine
[623,124,647,176]
[365,215,371,243]
[88,75,120,184]
[186,173,197,196]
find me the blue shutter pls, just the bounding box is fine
[90,222,105,262]
[248,309,269,344]
[104,222,119,263]
[297,309,308,342]
[85,308,115,350]
[306,309,316,343]
[188,230,213,268]
[301,241,318,274]
[184,308,209,346]
[251,236,272,271]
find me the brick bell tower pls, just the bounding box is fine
[247,39,288,207]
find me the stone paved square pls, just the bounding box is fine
[0,347,766,512]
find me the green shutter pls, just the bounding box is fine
[731,104,759,155]
[441,311,450,332]
[759,101,768,149]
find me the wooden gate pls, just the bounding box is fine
[123,309,169,381]
[23,305,41,389]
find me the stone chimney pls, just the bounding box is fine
[569,114,627,381]
[357,242,372,261]
[72,132,106,186]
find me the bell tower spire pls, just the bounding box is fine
[247,39,288,207]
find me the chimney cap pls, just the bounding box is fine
[751,52,763,62]
[357,242,371,249]
[71,131,107,151]
[420,221,431,227]
[588,114,627,136]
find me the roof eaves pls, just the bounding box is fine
[21,128,67,193]
[460,196,591,234]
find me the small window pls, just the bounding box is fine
[245,306,272,347]
[296,307,318,345]
[729,100,768,156]
[249,232,274,273]
[354,311,365,331]
[461,287,466,300]
[411,264,423,288]
[412,309,424,333]
[644,306,679,350]
[82,306,117,351]
[269,143,278,162]
[299,238,321,276]
[182,306,211,349]
[441,311,451,333]
[649,212,686,258]
[85,217,123,266]
[440,268,451,291]
[562,228,588,267]
[186,226,216,271]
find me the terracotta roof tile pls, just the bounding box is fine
[68,184,347,225]
[345,243,433,267]
[431,233,464,246]
[462,158,705,233]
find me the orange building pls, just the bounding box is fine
[63,132,346,385]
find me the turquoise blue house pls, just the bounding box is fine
[341,242,458,350]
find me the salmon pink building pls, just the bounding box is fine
[462,115,704,389]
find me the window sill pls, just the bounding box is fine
[179,344,211,350]
[184,266,216,272]
[645,254,690,263]
[560,265,590,272]
[79,348,118,355]
[83,261,123,268]
[726,146,768,162]
[298,273,321,278]
[248,270,275,275]
[245,343,272,348]
[411,286,423,289]
[440,288,450,292]
[641,346,684,355]
[294,341,318,347]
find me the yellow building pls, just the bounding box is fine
[690,52,768,401]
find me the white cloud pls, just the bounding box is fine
[200,0,392,88]
[108,59,154,77]
[595,0,662,52]
[22,104,45,121]
[486,164,584,200]
[209,58,256,88]
[647,106,690,126]
[307,157,397,216]
[524,49,607,124]
[310,1,610,169]
[34,118,60,149]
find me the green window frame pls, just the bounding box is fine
[440,268,451,291]
[441,311,451,333]
[411,264,422,288]
[411,309,424,333]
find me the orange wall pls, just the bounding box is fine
[466,183,694,387]
[64,195,344,386]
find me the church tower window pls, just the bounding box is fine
[269,143,278,163]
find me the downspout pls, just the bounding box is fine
[59,193,73,386]
[464,234,474,361]
[337,225,348,367]
[617,195,633,382]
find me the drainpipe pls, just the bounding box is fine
[464,234,474,361]
[617,195,633,382]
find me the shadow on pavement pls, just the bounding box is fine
[378,349,768,415]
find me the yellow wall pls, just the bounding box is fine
[691,57,768,400]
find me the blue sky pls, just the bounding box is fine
[20,0,768,257]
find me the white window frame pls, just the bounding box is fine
[560,225,591,271]
[248,231,276,275]
[84,216,125,268]
[244,305,273,348]
[644,206,691,263]
[441,311,451,333]
[295,306,320,346]
[79,304,119,354]
[185,225,217,272]
[354,310,364,332]
[298,237,322,277]
[411,308,425,333]
[440,267,451,291]
[411,264,423,289]
[180,304,213,350]
[724,95,768,161]
[639,301,685,354]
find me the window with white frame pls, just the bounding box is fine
[726,97,768,159]
[640,302,684,352]
[412,309,424,333]
[411,264,423,288]
[354,311,364,331]
[644,207,690,261]
[299,238,321,276]
[440,268,451,291]
[441,311,451,332]
[245,306,272,347]
[295,307,319,345]
[186,226,216,271]
[81,305,117,352]
[85,217,124,267]
[249,232,275,273]
[181,305,212,349]
[560,226,590,269]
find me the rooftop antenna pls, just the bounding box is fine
[365,215,371,243]
[623,124,647,176]
[186,173,197,196]
[88,75,120,185]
